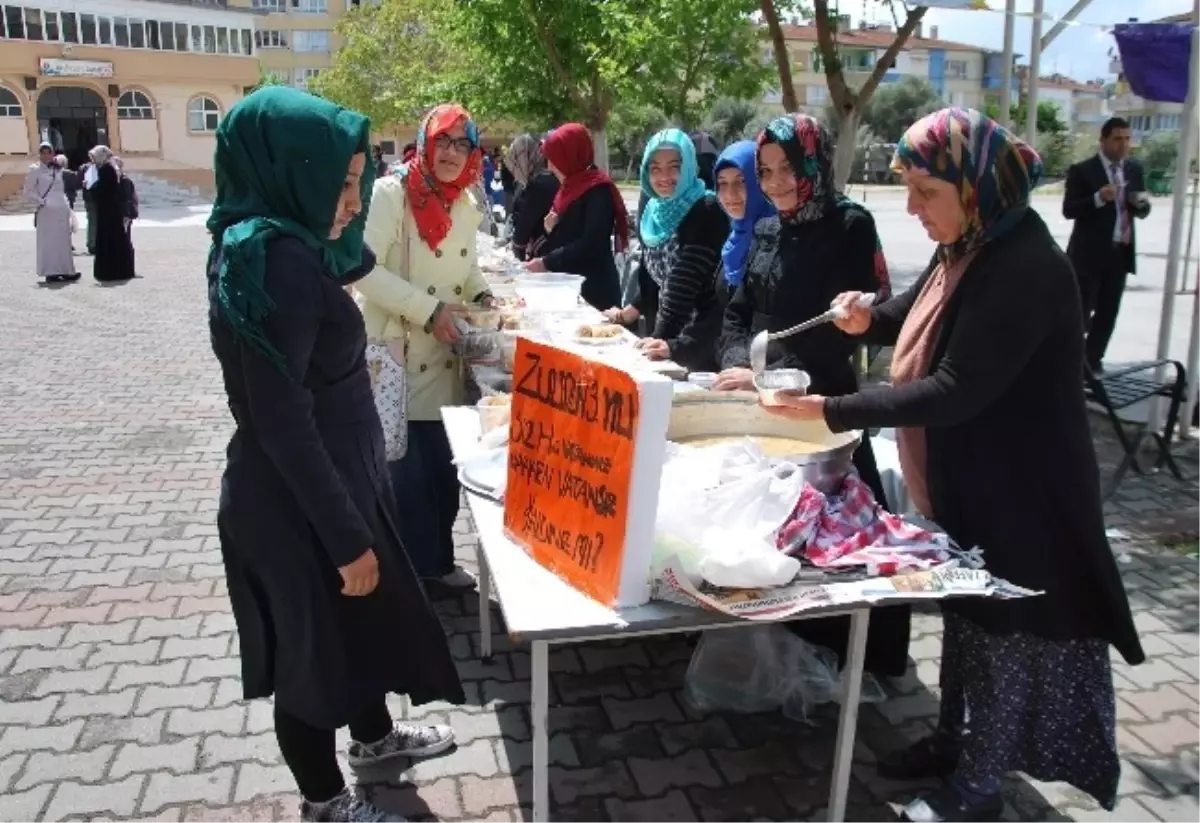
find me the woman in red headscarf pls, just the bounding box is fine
[356,103,493,592]
[524,123,629,310]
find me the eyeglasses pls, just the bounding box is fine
[434,134,474,155]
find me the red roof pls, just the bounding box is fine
[780,23,987,53]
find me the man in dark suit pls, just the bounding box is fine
[1063,117,1152,372]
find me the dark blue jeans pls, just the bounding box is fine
[387,421,459,578]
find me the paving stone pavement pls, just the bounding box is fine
[0,227,1197,822]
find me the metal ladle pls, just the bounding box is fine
[749,293,877,374]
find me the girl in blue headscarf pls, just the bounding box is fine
[713,140,775,292]
[606,128,728,371]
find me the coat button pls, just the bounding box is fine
[435,249,443,258]
[420,363,428,373]
[427,285,436,295]
[454,286,462,295]
[460,248,467,257]
[445,360,453,369]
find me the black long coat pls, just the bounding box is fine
[826,211,1144,664]
[92,164,134,282]
[539,184,622,311]
[208,237,465,729]
[719,208,909,677]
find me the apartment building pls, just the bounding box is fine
[0,0,260,199]
[1018,70,1110,134]
[763,19,1016,116]
[230,0,341,91]
[1108,11,1193,146]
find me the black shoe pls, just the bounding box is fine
[900,782,1004,822]
[878,734,959,781]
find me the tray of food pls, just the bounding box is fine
[573,323,627,345]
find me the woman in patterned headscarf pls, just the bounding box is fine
[357,103,493,591]
[766,108,1144,822]
[505,133,558,260]
[714,112,907,679]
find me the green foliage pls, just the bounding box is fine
[703,97,765,145]
[861,77,941,143]
[313,0,482,129]
[255,65,287,90]
[1035,131,1074,178]
[1007,101,1068,135]
[637,0,772,129]
[1140,131,1180,176]
[608,101,669,178]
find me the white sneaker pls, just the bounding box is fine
[347,722,455,769]
[426,565,476,589]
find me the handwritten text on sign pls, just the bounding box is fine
[502,339,639,605]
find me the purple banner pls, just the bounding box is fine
[1113,23,1194,104]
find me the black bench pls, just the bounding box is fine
[1085,360,1187,497]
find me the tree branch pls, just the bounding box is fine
[858,5,926,107]
[812,0,854,112]
[760,0,798,111]
[520,0,591,115]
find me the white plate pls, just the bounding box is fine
[572,334,629,346]
[457,447,508,499]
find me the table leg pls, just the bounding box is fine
[531,640,549,822]
[478,550,493,660]
[828,608,870,823]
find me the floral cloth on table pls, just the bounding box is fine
[775,473,952,575]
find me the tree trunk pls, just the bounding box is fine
[832,109,859,190]
[760,0,798,111]
[592,128,610,174]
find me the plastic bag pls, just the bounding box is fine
[683,625,885,724]
[651,440,805,588]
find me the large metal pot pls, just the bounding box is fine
[667,392,862,493]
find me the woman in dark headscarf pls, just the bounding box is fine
[768,108,1144,822]
[207,86,463,823]
[712,139,775,296]
[524,122,629,310]
[505,133,558,261]
[88,145,135,282]
[690,130,720,189]
[715,113,908,679]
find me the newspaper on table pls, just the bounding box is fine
[653,554,1040,621]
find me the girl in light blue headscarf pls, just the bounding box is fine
[713,140,775,290]
[606,128,729,372]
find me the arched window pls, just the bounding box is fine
[117,90,154,120]
[0,87,22,118]
[187,96,221,132]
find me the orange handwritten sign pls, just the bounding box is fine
[502,338,640,606]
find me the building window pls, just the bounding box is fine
[24,8,42,40]
[0,86,21,118]
[295,0,329,12]
[114,16,129,47]
[1156,113,1181,131]
[118,90,155,120]
[254,0,286,10]
[130,19,145,48]
[217,27,229,53]
[293,30,330,52]
[79,13,95,43]
[3,6,25,39]
[174,22,187,51]
[43,9,58,40]
[945,59,969,79]
[807,84,828,105]
[256,29,288,48]
[160,19,174,50]
[948,91,966,107]
[191,24,202,51]
[61,11,78,43]
[294,68,322,90]
[147,20,160,49]
[240,29,252,55]
[188,96,221,132]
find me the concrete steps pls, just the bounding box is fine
[0,170,211,215]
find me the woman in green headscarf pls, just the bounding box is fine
[206,87,464,823]
[606,128,728,371]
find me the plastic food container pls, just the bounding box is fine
[753,369,811,407]
[476,395,512,435]
[455,306,503,333]
[687,372,717,390]
[514,273,585,312]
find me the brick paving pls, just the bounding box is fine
[0,225,1196,822]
